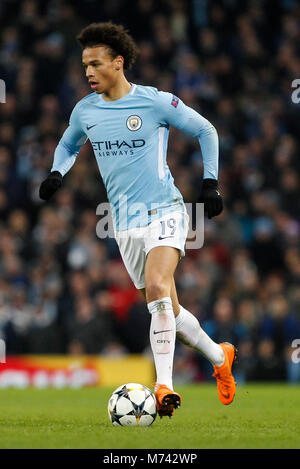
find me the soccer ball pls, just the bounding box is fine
[107,382,157,426]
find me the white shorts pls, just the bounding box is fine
[114,211,189,290]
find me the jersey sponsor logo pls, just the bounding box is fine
[171,95,179,108]
[91,139,145,157]
[126,115,142,131]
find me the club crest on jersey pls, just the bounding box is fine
[171,95,179,108]
[126,115,142,131]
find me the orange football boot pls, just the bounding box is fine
[212,342,238,405]
[154,384,182,418]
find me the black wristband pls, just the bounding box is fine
[202,178,218,190]
[49,171,63,181]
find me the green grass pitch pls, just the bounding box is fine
[0,383,299,449]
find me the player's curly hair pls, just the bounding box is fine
[76,22,138,70]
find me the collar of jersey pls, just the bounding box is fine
[98,83,136,104]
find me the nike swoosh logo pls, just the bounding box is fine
[86,124,97,130]
[153,329,172,335]
[220,390,230,399]
[158,236,174,240]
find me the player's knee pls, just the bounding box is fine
[145,277,170,301]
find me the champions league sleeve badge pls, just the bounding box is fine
[171,95,179,108]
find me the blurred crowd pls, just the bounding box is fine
[0,0,300,383]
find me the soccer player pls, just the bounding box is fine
[39,22,237,417]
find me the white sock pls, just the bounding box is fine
[148,296,176,390]
[175,305,225,366]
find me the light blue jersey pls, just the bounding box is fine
[51,84,219,230]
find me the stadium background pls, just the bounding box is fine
[0,0,299,386]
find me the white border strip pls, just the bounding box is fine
[158,127,165,179]
[130,84,137,95]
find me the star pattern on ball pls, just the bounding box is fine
[114,385,130,398]
[131,400,146,418]
[110,407,124,426]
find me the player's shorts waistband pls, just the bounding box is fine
[146,201,186,224]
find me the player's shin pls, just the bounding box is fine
[176,305,225,366]
[147,296,176,390]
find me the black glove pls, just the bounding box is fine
[39,171,63,200]
[198,178,223,219]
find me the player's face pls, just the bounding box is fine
[82,46,122,94]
